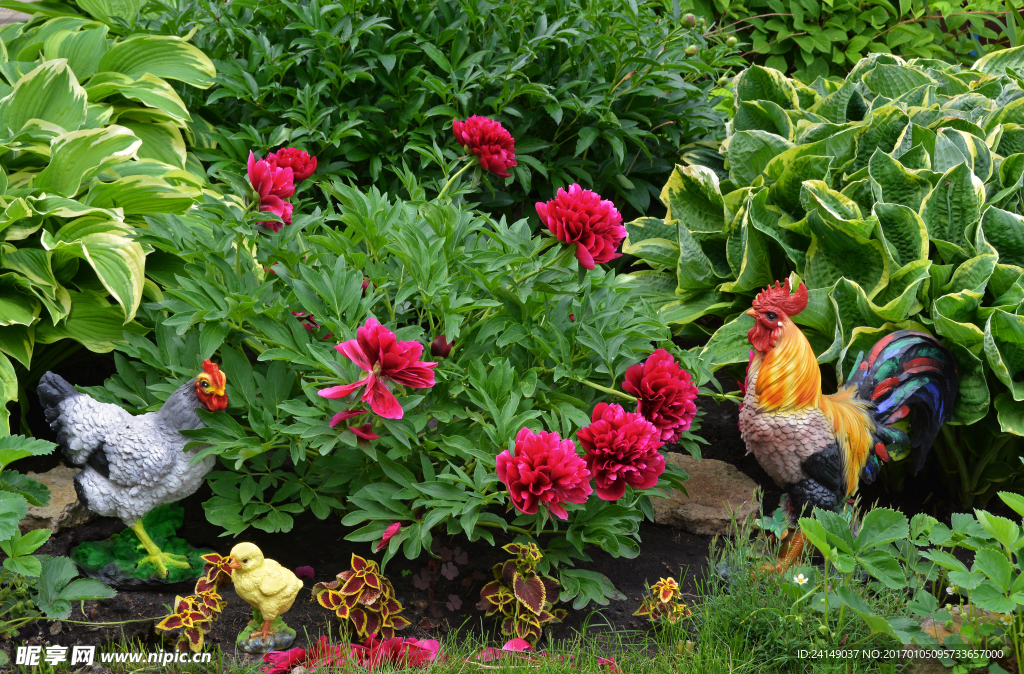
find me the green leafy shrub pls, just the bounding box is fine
[625,51,1024,506]
[137,0,742,218]
[796,494,1024,671]
[685,0,1024,81]
[0,10,215,431]
[0,435,114,636]
[81,152,717,606]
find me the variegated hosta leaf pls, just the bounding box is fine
[96,34,216,89]
[0,59,87,135]
[0,351,15,434]
[34,125,141,197]
[43,26,109,80]
[34,289,148,352]
[40,218,145,323]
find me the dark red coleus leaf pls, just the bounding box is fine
[513,575,546,616]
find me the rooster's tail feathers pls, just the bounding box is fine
[846,330,958,475]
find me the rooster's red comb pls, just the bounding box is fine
[202,359,226,387]
[752,279,808,317]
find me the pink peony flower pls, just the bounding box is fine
[496,427,592,519]
[577,402,665,501]
[294,565,314,580]
[268,147,317,182]
[623,349,699,443]
[535,184,625,270]
[375,522,401,552]
[318,318,437,419]
[247,151,295,231]
[452,116,517,178]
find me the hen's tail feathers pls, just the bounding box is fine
[36,372,82,463]
[845,330,958,477]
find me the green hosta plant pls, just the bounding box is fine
[625,50,1024,506]
[0,10,215,432]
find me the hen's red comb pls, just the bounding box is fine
[752,279,808,317]
[202,359,226,387]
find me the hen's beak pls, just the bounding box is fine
[746,308,756,317]
[228,557,242,571]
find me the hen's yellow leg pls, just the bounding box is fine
[130,521,191,579]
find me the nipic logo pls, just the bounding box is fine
[15,645,212,666]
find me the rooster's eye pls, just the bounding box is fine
[765,312,777,321]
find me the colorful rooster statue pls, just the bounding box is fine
[739,279,958,568]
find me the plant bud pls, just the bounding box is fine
[685,45,699,56]
[430,335,453,358]
[681,13,695,28]
[727,36,738,48]
[717,75,730,86]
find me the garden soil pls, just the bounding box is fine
[7,363,969,664]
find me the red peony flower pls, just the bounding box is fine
[318,318,437,419]
[496,427,592,519]
[430,334,453,358]
[375,522,401,552]
[623,349,699,443]
[452,116,517,178]
[535,184,625,271]
[268,147,317,182]
[577,403,665,501]
[248,151,295,231]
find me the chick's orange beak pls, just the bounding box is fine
[746,308,756,317]
[228,557,242,571]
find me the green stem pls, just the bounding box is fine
[514,245,574,285]
[700,390,744,404]
[573,377,637,403]
[437,160,476,200]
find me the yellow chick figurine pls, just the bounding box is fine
[228,542,304,643]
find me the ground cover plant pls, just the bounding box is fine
[0,6,215,434]
[685,0,1024,82]
[626,50,1024,507]
[139,0,743,218]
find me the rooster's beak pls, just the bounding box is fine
[228,557,242,571]
[746,308,756,317]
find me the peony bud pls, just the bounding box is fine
[430,334,453,358]
[681,13,696,28]
[726,36,738,48]
[685,45,698,56]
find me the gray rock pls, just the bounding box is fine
[19,465,96,535]
[652,453,760,535]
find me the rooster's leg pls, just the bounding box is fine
[758,529,807,574]
[129,520,192,579]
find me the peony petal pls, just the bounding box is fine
[318,381,366,399]
[337,339,374,372]
[363,377,404,419]
[328,409,366,427]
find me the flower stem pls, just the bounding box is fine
[437,159,476,200]
[515,244,575,285]
[573,377,637,403]
[700,390,744,404]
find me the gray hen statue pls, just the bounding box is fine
[36,359,228,578]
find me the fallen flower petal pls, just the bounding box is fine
[502,638,533,652]
[294,566,315,580]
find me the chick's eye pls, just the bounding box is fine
[243,558,248,563]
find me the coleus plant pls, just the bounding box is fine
[477,543,566,644]
[82,117,720,607]
[633,577,691,624]
[312,554,410,640]
[625,49,1024,506]
[155,553,231,652]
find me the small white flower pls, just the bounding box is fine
[946,585,958,595]
[1001,614,1014,625]
[793,573,808,586]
